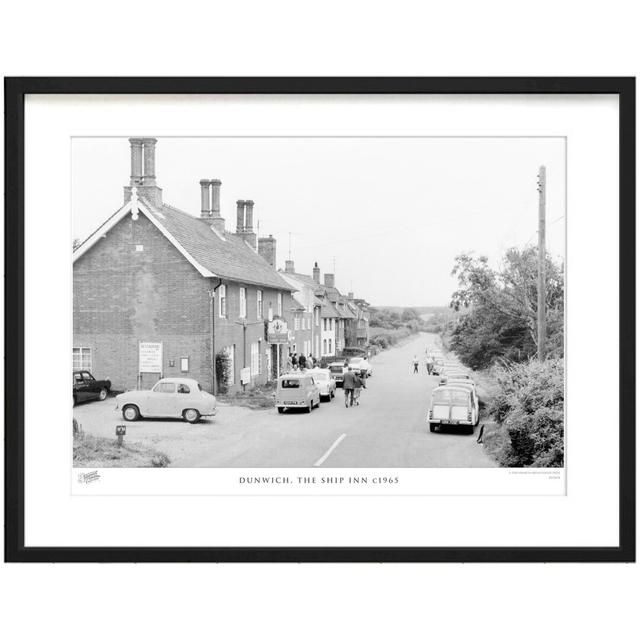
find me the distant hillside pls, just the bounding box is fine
[375,306,448,315]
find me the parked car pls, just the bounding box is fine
[328,361,348,386]
[275,373,321,413]
[439,372,473,386]
[347,356,373,377]
[307,368,336,401]
[428,385,479,434]
[73,370,111,405]
[116,377,216,424]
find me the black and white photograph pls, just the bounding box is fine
[72,135,565,472]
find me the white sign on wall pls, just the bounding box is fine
[240,367,251,385]
[139,342,163,373]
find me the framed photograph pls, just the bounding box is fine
[4,77,635,562]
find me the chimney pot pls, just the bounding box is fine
[313,263,321,284]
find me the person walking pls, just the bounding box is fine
[308,353,314,369]
[353,370,366,406]
[298,353,307,370]
[342,366,357,408]
[425,354,434,375]
[413,355,419,373]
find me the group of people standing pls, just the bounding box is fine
[287,352,316,372]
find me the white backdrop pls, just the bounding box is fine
[1,1,638,639]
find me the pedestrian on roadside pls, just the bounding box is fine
[425,354,434,375]
[291,352,298,368]
[342,366,357,408]
[413,355,419,373]
[286,354,293,371]
[298,353,307,370]
[308,353,314,368]
[353,370,366,406]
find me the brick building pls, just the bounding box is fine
[73,138,296,394]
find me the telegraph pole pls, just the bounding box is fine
[537,165,547,359]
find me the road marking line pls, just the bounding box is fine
[313,433,347,467]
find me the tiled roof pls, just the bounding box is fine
[320,300,340,318]
[144,198,296,291]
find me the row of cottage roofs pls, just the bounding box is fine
[74,137,370,329]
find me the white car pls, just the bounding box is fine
[348,357,373,377]
[116,377,217,424]
[428,385,479,434]
[307,368,336,401]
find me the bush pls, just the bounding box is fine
[215,349,231,394]
[488,358,564,467]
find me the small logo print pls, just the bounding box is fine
[78,470,101,484]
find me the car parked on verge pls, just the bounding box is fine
[328,361,348,386]
[73,370,111,405]
[116,377,216,424]
[308,368,336,401]
[347,356,373,377]
[275,373,321,413]
[439,371,473,386]
[428,385,479,434]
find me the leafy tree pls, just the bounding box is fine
[448,248,564,369]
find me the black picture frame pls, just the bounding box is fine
[4,77,635,563]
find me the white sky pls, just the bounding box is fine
[72,137,565,307]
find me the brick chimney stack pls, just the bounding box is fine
[258,235,276,267]
[124,137,162,206]
[211,179,221,217]
[200,179,211,217]
[244,200,254,232]
[324,273,335,288]
[236,200,245,233]
[285,260,295,273]
[200,179,225,234]
[130,138,143,185]
[243,200,257,249]
[313,262,320,284]
[348,292,354,300]
[142,137,157,186]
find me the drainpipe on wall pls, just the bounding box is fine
[209,279,223,395]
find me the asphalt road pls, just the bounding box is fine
[74,332,495,468]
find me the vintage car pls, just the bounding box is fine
[428,385,479,434]
[328,361,348,386]
[275,373,321,413]
[439,371,473,386]
[347,356,373,377]
[115,377,216,424]
[73,370,112,405]
[307,368,336,401]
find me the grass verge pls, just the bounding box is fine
[73,433,171,468]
